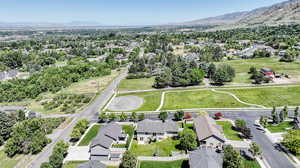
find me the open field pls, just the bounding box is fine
[139,160,189,168]
[162,90,249,110]
[130,138,181,157]
[78,124,102,146]
[266,121,294,133]
[118,77,155,91]
[225,86,300,107]
[218,58,300,84]
[216,121,242,141]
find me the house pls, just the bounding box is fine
[77,160,106,168]
[294,117,300,130]
[89,123,127,161]
[260,68,275,79]
[194,115,225,149]
[136,119,179,144]
[0,106,39,118]
[189,147,222,168]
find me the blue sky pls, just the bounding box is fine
[0,0,287,25]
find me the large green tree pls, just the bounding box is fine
[179,128,197,151]
[223,145,243,168]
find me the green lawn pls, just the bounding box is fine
[216,121,242,141]
[139,160,189,168]
[63,161,117,168]
[115,91,162,112]
[78,124,101,146]
[219,58,300,84]
[266,121,294,133]
[225,86,300,107]
[0,149,23,168]
[130,138,182,157]
[118,77,155,91]
[162,90,249,110]
[242,159,261,168]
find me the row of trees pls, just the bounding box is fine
[41,140,69,168]
[98,112,145,122]
[70,119,89,141]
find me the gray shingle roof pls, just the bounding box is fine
[91,123,122,149]
[194,115,225,142]
[77,161,106,168]
[189,147,222,168]
[136,119,178,134]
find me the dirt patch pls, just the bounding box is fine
[107,96,144,111]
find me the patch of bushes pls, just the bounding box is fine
[70,119,89,141]
[41,140,69,168]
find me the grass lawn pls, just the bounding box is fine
[242,159,261,168]
[78,124,102,146]
[216,121,242,141]
[266,121,294,133]
[116,91,162,111]
[118,77,155,91]
[162,90,249,110]
[139,160,189,168]
[63,161,117,168]
[0,149,28,168]
[130,138,182,157]
[224,86,300,107]
[219,58,300,84]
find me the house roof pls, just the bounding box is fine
[76,160,106,168]
[136,119,178,134]
[189,147,222,168]
[194,115,225,142]
[91,123,122,149]
[0,106,26,113]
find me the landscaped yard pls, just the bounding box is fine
[78,124,102,146]
[162,90,249,110]
[216,121,242,141]
[112,125,135,149]
[116,91,162,111]
[242,159,261,168]
[130,138,182,157]
[118,77,155,91]
[224,86,300,107]
[139,160,189,168]
[266,121,294,133]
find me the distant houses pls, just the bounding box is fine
[193,115,225,149]
[136,119,179,144]
[89,123,127,161]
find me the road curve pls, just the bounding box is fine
[27,71,127,168]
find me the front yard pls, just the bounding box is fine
[266,121,294,133]
[216,121,243,141]
[130,138,182,157]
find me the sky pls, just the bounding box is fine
[0,0,287,25]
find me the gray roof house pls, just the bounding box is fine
[77,160,106,168]
[89,123,127,161]
[194,115,225,148]
[136,119,179,144]
[189,147,222,168]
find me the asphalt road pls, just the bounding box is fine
[27,71,127,168]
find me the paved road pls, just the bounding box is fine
[27,71,127,168]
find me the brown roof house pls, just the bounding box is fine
[194,115,225,149]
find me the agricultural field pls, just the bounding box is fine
[118,77,155,91]
[218,58,300,84]
[162,90,249,110]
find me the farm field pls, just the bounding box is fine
[224,86,300,107]
[118,77,155,91]
[218,58,300,84]
[162,90,249,110]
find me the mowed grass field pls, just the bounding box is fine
[118,77,155,91]
[225,86,300,107]
[162,90,249,110]
[218,58,300,84]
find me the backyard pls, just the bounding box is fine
[130,138,182,157]
[266,121,294,133]
[216,121,242,141]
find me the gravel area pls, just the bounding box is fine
[107,95,144,111]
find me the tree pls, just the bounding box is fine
[241,127,252,139]
[283,106,288,119]
[16,110,26,121]
[70,128,81,140]
[138,113,145,121]
[294,106,299,120]
[0,112,16,140]
[119,112,128,121]
[282,130,300,154]
[98,112,107,122]
[235,120,246,131]
[248,66,257,74]
[109,113,117,121]
[279,110,285,123]
[211,64,235,84]
[159,111,168,122]
[40,162,53,168]
[223,145,243,168]
[207,63,216,78]
[259,116,268,128]
[120,151,137,168]
[174,110,184,121]
[130,112,137,121]
[179,128,197,151]
[249,142,262,158]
